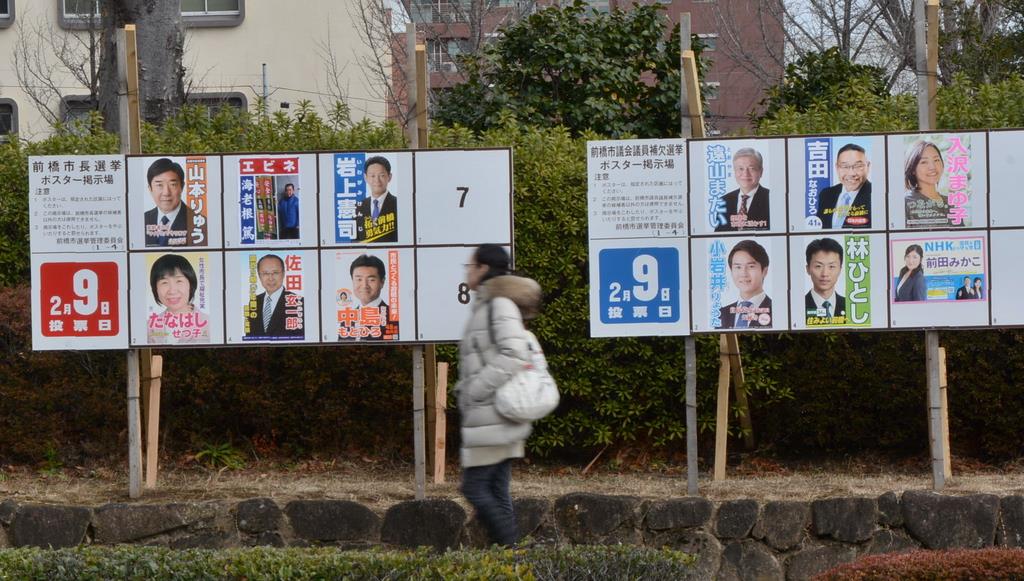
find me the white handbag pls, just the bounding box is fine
[494,331,560,422]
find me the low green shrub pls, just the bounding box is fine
[815,548,1024,581]
[0,545,694,580]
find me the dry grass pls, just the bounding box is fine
[2,456,1023,513]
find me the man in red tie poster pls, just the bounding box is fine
[714,148,770,232]
[356,156,398,243]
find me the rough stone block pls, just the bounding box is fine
[11,504,91,548]
[785,545,856,580]
[997,495,1024,548]
[553,493,643,545]
[235,498,282,534]
[253,532,285,547]
[865,529,918,555]
[0,500,18,525]
[753,501,810,551]
[92,503,187,543]
[811,497,876,543]
[715,499,759,540]
[717,540,783,581]
[381,499,466,551]
[285,500,380,544]
[169,530,235,549]
[645,498,713,531]
[514,497,557,544]
[877,492,902,527]
[902,491,998,549]
[647,530,722,580]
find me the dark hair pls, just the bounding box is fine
[805,238,844,267]
[897,244,925,279]
[257,254,284,272]
[147,158,185,186]
[973,277,982,285]
[836,143,866,160]
[283,183,295,191]
[150,254,197,305]
[474,244,511,284]
[364,156,391,174]
[903,141,943,191]
[963,276,971,283]
[350,254,386,279]
[728,239,769,269]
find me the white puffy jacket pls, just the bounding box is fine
[457,274,542,468]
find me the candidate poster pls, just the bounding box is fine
[223,154,317,247]
[788,233,888,330]
[126,155,222,250]
[413,149,512,245]
[129,251,224,346]
[223,250,319,344]
[30,155,128,254]
[318,152,414,245]
[689,138,786,236]
[31,253,129,350]
[887,132,988,230]
[319,248,415,342]
[786,135,886,232]
[691,236,788,332]
[987,130,1024,227]
[889,233,988,328]
[586,139,687,240]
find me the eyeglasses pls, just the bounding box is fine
[838,162,867,171]
[258,270,283,277]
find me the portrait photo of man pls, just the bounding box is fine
[804,238,847,325]
[719,239,773,328]
[246,254,304,339]
[818,144,872,229]
[144,158,205,247]
[955,276,977,300]
[339,253,398,341]
[356,156,398,243]
[715,148,770,232]
[278,183,300,239]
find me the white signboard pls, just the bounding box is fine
[587,139,687,240]
[30,253,129,350]
[987,130,1024,228]
[414,246,488,342]
[29,155,126,253]
[414,149,512,245]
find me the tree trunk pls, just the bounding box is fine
[99,0,185,133]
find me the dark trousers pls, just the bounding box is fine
[280,226,300,239]
[461,459,517,546]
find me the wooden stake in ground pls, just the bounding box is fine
[432,363,448,483]
[714,335,731,481]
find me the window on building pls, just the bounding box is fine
[181,0,243,26]
[60,96,98,134]
[428,39,462,73]
[63,0,98,18]
[697,33,718,51]
[0,99,17,140]
[0,0,12,19]
[187,92,247,118]
[410,0,468,23]
[704,81,721,101]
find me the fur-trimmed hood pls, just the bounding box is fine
[477,275,542,320]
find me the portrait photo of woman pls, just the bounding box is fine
[147,254,210,344]
[894,244,927,302]
[903,140,960,229]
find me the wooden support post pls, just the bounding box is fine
[126,351,143,498]
[144,355,163,489]
[925,331,945,490]
[724,334,754,449]
[714,335,731,481]
[677,16,692,138]
[939,347,951,481]
[681,50,705,139]
[926,0,939,131]
[425,346,439,480]
[405,23,419,146]
[684,336,698,495]
[412,346,426,499]
[433,363,448,483]
[415,45,429,149]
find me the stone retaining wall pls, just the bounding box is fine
[1,491,1022,580]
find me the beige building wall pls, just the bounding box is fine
[0,0,385,139]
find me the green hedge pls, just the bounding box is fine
[816,548,1024,580]
[0,545,694,580]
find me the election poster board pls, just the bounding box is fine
[788,233,889,330]
[30,148,514,350]
[127,155,223,250]
[587,139,691,337]
[690,236,789,333]
[786,135,887,232]
[886,132,989,230]
[688,138,787,236]
[223,250,320,344]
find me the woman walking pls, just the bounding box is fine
[457,244,542,546]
